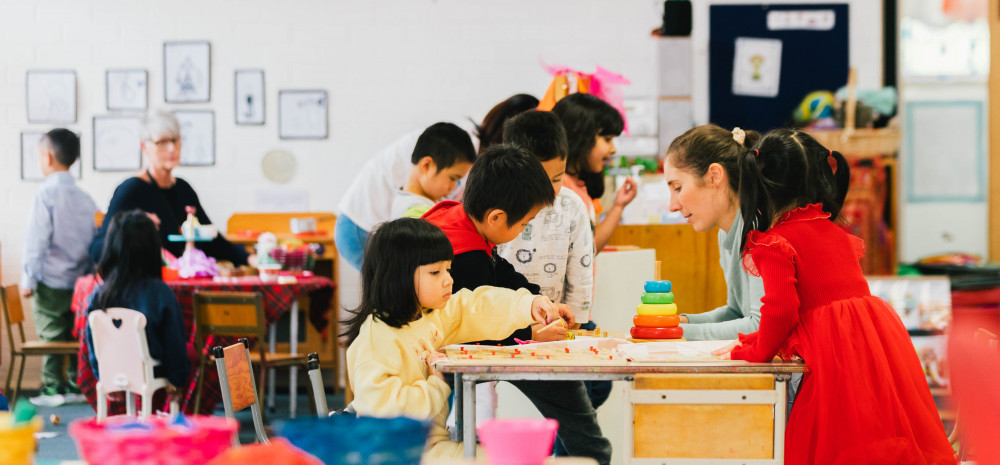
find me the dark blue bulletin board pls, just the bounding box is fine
[709,4,849,131]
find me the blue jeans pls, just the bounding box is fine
[334,214,370,271]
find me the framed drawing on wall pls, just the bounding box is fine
[93,115,142,171]
[175,110,215,166]
[26,70,77,123]
[278,90,328,139]
[21,131,83,180]
[163,41,211,103]
[106,69,148,111]
[235,69,265,125]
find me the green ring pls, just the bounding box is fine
[641,292,674,304]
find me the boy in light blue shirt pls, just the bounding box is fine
[20,128,98,406]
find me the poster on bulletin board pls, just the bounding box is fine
[709,4,849,131]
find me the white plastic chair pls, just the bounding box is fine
[88,307,179,422]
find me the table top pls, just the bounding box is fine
[164,275,334,288]
[437,360,807,375]
[225,233,335,244]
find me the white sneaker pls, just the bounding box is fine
[29,393,65,407]
[62,393,87,404]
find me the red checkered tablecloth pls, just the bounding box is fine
[72,274,335,415]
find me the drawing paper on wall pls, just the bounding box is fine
[106,70,148,111]
[27,71,77,123]
[93,116,141,171]
[164,41,211,103]
[279,90,328,139]
[732,37,782,98]
[175,110,215,166]
[235,70,265,125]
[21,131,82,180]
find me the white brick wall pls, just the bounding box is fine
[0,0,882,389]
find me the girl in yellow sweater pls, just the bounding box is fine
[343,218,573,459]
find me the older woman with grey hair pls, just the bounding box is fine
[89,111,254,266]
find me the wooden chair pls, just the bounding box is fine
[1,284,79,406]
[192,291,308,415]
[214,338,269,446]
[88,308,179,422]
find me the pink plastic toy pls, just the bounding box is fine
[477,418,558,465]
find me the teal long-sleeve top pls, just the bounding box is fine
[679,211,764,341]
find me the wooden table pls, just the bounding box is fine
[437,357,806,463]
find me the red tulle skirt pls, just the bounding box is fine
[783,296,956,465]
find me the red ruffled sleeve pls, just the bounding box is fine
[732,231,802,363]
[742,230,799,278]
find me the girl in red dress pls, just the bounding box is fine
[716,129,956,465]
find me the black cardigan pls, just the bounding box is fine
[89,177,250,266]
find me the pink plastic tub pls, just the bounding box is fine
[69,415,237,465]
[477,418,558,465]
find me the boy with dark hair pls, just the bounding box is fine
[422,144,612,465]
[497,111,594,329]
[391,122,476,219]
[21,128,98,406]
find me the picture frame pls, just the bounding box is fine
[26,70,77,123]
[278,90,328,139]
[163,41,211,103]
[21,131,83,180]
[93,115,142,171]
[106,69,148,111]
[235,69,265,125]
[174,110,215,166]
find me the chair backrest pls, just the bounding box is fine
[1,284,27,347]
[87,308,155,395]
[221,341,257,412]
[215,338,269,445]
[193,291,266,358]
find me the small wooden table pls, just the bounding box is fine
[436,358,806,464]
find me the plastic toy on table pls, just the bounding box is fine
[629,279,684,342]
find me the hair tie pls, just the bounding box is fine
[827,150,837,174]
[754,149,759,158]
[732,127,746,146]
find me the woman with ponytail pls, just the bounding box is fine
[715,129,956,465]
[663,124,766,341]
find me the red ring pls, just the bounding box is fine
[630,326,684,340]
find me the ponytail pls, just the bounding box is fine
[826,150,850,220]
[737,149,774,253]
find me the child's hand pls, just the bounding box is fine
[532,320,568,342]
[613,177,638,207]
[425,351,447,380]
[711,340,742,360]
[165,384,180,402]
[530,297,576,327]
[21,288,34,298]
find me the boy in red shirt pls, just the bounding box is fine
[422,144,611,465]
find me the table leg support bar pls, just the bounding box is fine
[462,376,477,458]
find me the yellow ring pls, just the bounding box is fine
[636,303,678,316]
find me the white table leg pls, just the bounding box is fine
[289,298,299,418]
[463,377,477,458]
[268,324,276,410]
[774,374,788,464]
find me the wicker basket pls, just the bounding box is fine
[803,68,901,157]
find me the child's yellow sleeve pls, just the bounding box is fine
[435,286,537,346]
[350,358,451,420]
